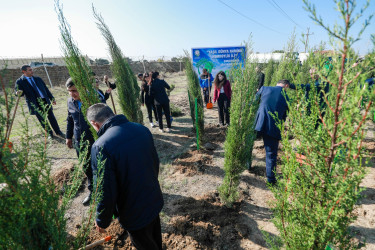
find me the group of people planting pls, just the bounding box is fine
[199,69,232,126]
[13,63,374,249]
[198,67,266,127]
[139,71,172,132]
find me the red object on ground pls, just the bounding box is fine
[2,141,13,152]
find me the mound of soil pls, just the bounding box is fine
[163,192,249,249]
[51,162,75,190]
[172,149,213,176]
[204,124,227,143]
[86,220,134,249]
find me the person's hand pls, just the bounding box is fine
[106,88,112,94]
[66,139,73,149]
[16,90,23,96]
[52,100,57,105]
[95,221,107,233]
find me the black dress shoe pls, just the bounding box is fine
[82,193,91,205]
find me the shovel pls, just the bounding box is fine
[206,73,213,109]
[105,81,117,114]
[3,90,23,152]
[82,235,112,249]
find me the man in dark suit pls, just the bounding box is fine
[65,78,95,205]
[15,65,64,139]
[256,66,265,92]
[254,79,290,185]
[87,103,163,249]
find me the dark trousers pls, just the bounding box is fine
[74,140,93,192]
[217,93,230,125]
[34,99,61,136]
[128,215,162,250]
[202,87,211,104]
[262,133,279,184]
[156,103,171,130]
[146,101,158,123]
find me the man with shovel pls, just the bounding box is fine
[199,68,213,106]
[87,103,163,250]
[15,65,65,139]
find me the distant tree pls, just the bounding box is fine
[273,50,285,53]
[94,58,110,65]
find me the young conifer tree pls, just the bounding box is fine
[271,31,300,85]
[267,0,374,248]
[93,7,143,124]
[264,58,277,86]
[184,54,204,144]
[0,73,102,248]
[55,0,100,138]
[218,45,260,206]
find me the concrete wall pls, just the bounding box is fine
[1,61,185,88]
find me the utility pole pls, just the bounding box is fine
[41,54,53,88]
[304,27,314,53]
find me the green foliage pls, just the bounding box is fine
[264,58,278,86]
[271,31,300,85]
[184,54,204,144]
[166,84,175,96]
[0,73,99,248]
[55,0,100,139]
[93,7,143,124]
[219,46,260,206]
[170,103,183,117]
[267,1,374,248]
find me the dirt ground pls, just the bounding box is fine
[11,71,374,249]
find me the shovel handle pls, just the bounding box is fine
[83,236,111,249]
[6,93,22,141]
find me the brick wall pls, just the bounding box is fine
[1,61,185,88]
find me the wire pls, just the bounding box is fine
[216,0,287,35]
[267,0,304,30]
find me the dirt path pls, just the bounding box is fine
[47,72,374,249]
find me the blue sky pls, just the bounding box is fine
[0,0,374,60]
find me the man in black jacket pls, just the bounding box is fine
[150,72,171,132]
[65,78,95,205]
[14,65,64,139]
[87,103,163,250]
[256,66,265,92]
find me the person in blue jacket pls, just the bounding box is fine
[65,78,96,205]
[199,68,213,105]
[87,103,163,250]
[365,74,374,90]
[254,79,290,185]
